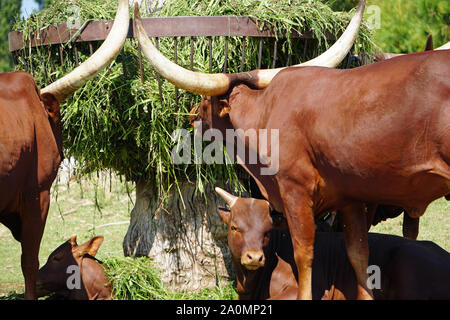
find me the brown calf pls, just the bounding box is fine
[36,235,111,300]
[216,188,450,300]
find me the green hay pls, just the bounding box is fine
[12,0,374,200]
[103,256,238,300]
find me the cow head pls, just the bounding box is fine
[215,187,286,271]
[40,92,63,160]
[36,235,104,298]
[133,0,366,130]
[189,96,234,135]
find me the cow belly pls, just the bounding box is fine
[316,163,449,212]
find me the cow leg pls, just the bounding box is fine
[340,203,373,300]
[280,193,315,300]
[402,213,419,240]
[21,190,50,299]
[365,203,377,231]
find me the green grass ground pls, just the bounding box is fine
[0,172,448,299]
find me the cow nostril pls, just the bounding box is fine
[258,255,263,262]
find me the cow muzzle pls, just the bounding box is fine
[241,250,265,270]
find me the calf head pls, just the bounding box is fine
[36,235,105,299]
[215,187,285,271]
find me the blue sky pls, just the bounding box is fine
[21,0,40,19]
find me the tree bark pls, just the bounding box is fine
[123,180,240,291]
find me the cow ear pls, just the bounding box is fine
[217,207,231,224]
[85,236,104,257]
[40,92,61,119]
[218,99,231,118]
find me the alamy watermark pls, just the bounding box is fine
[171,121,279,175]
[66,5,81,29]
[366,5,381,30]
[367,264,381,290]
[66,265,81,290]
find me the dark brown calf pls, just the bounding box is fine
[36,235,111,300]
[216,188,450,300]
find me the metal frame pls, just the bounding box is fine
[8,16,336,51]
[9,16,351,107]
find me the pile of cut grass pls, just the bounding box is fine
[12,0,375,201]
[103,256,238,300]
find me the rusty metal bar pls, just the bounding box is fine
[138,45,144,84]
[12,50,18,67]
[240,37,246,72]
[302,39,308,61]
[190,37,194,70]
[189,37,194,107]
[272,40,277,68]
[59,45,64,72]
[73,44,79,66]
[121,48,127,79]
[48,47,56,81]
[223,36,228,73]
[9,16,337,52]
[174,36,179,107]
[258,38,263,69]
[155,37,163,105]
[40,52,48,84]
[208,36,213,73]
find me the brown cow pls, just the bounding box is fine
[135,0,450,299]
[216,188,450,300]
[0,0,129,299]
[36,235,112,300]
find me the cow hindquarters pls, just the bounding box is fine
[340,203,373,300]
[20,189,51,299]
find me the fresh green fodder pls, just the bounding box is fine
[103,256,238,300]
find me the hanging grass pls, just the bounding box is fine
[12,0,375,201]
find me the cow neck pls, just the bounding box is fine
[79,254,110,300]
[234,257,268,300]
[225,88,285,211]
[234,230,285,300]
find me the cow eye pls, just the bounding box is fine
[230,225,238,232]
[52,253,63,262]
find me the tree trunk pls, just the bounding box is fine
[123,180,239,292]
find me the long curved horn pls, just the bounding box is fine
[134,4,231,96]
[436,41,450,51]
[256,0,366,87]
[41,0,130,103]
[134,0,365,96]
[215,187,238,208]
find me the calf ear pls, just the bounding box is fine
[218,99,231,118]
[85,236,104,257]
[40,92,61,120]
[69,234,78,247]
[217,207,231,225]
